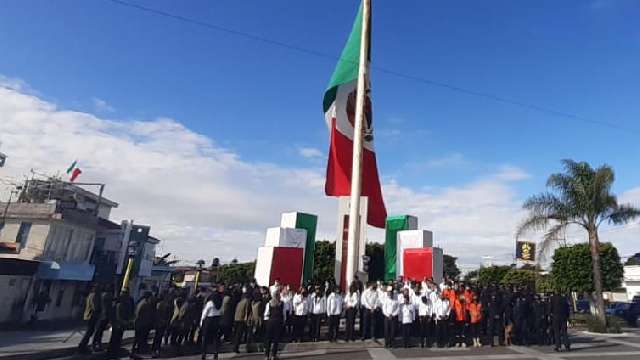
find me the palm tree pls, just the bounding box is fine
[516,159,640,326]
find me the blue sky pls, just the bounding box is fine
[1,0,640,265]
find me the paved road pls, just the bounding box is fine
[44,329,640,360]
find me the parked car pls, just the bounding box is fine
[575,299,590,314]
[622,300,640,326]
[606,302,630,317]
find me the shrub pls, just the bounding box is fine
[585,315,623,333]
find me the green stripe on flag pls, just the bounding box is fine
[323,3,363,113]
[66,160,77,174]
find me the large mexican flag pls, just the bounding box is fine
[323,2,387,228]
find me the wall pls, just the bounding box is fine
[0,275,33,323]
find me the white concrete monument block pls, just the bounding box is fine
[396,230,433,277]
[264,227,307,248]
[431,247,444,284]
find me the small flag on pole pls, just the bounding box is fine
[66,160,82,182]
[66,160,78,175]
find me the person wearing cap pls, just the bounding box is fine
[381,286,399,348]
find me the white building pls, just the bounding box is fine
[623,265,640,301]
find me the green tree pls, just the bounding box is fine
[516,160,640,326]
[313,240,335,284]
[217,261,256,285]
[443,254,461,280]
[478,265,511,286]
[500,269,536,288]
[463,269,479,283]
[535,274,556,294]
[551,242,623,294]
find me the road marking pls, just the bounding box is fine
[598,337,640,349]
[511,345,562,360]
[368,348,396,359]
[562,350,640,358]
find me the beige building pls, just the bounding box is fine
[0,180,118,324]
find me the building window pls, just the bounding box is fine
[16,222,32,247]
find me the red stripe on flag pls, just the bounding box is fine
[325,118,387,228]
[70,168,82,182]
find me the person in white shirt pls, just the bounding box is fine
[399,290,416,348]
[326,288,343,342]
[291,288,308,343]
[361,283,379,340]
[433,292,451,348]
[269,279,281,298]
[343,285,359,341]
[381,286,399,348]
[308,288,326,342]
[414,287,433,348]
[280,285,294,338]
[200,285,224,360]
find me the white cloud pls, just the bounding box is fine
[494,165,531,181]
[424,153,468,169]
[298,147,323,159]
[92,97,115,113]
[4,82,638,269]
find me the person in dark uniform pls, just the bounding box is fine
[93,284,114,352]
[107,289,134,359]
[550,292,570,352]
[131,291,156,358]
[264,291,286,360]
[533,295,548,346]
[233,292,252,353]
[78,284,102,353]
[514,293,531,346]
[152,291,173,358]
[486,293,504,346]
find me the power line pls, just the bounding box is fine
[105,0,640,135]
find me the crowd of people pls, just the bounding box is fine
[77,277,572,360]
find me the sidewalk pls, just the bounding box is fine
[0,326,134,360]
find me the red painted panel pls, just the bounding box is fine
[270,247,304,289]
[340,215,349,291]
[403,248,434,282]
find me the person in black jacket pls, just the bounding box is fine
[514,293,531,346]
[264,291,285,360]
[486,293,504,346]
[550,292,570,352]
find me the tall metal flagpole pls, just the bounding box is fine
[346,0,371,288]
